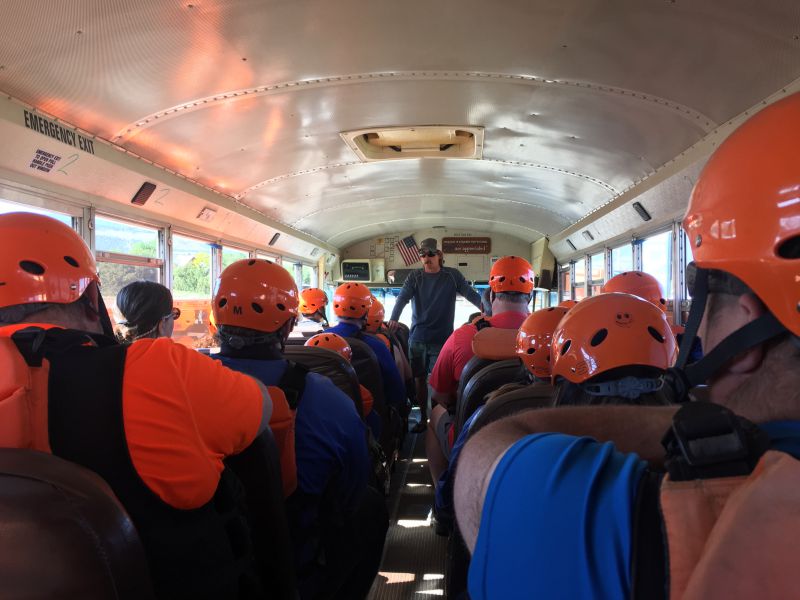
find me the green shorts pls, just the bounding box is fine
[410,341,443,377]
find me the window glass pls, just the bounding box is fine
[99,263,160,321]
[589,252,605,296]
[0,198,72,226]
[370,285,487,330]
[302,265,317,288]
[222,246,249,270]
[257,252,280,263]
[641,230,673,300]
[95,216,158,257]
[683,230,693,300]
[573,259,587,301]
[559,267,572,302]
[172,235,213,347]
[610,243,633,277]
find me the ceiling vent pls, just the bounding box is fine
[341,125,484,161]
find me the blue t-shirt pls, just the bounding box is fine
[389,267,482,345]
[469,421,800,600]
[325,321,406,409]
[211,355,369,509]
[469,433,646,600]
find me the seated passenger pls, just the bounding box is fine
[326,283,406,419]
[0,213,275,600]
[115,280,179,342]
[366,297,414,390]
[549,292,676,407]
[305,332,374,416]
[210,260,381,600]
[427,256,534,490]
[454,93,800,600]
[292,288,329,336]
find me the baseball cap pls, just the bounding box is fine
[419,238,438,253]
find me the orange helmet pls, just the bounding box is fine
[213,259,298,332]
[332,282,373,319]
[365,297,385,333]
[603,271,666,312]
[516,306,569,379]
[684,92,800,336]
[305,332,352,362]
[0,212,99,309]
[299,288,328,316]
[489,256,535,294]
[551,292,676,384]
[559,299,579,309]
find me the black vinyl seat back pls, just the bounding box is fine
[392,323,410,361]
[454,359,529,438]
[467,383,555,437]
[282,345,363,417]
[0,448,155,600]
[456,356,495,403]
[344,337,386,410]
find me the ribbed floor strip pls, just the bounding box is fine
[368,417,447,599]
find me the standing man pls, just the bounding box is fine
[387,238,481,433]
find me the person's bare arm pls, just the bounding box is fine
[432,389,456,409]
[454,404,677,551]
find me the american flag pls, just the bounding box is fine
[396,235,420,266]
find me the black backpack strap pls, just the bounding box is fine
[11,327,115,367]
[661,401,770,482]
[279,361,309,410]
[474,318,492,331]
[630,470,667,600]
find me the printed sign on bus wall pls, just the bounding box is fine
[442,237,491,254]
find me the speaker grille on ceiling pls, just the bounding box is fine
[566,239,577,251]
[131,182,156,206]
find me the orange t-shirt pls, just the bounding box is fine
[359,384,374,416]
[122,338,264,509]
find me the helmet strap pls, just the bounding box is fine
[676,267,708,370]
[582,376,664,400]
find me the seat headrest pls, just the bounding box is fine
[471,327,518,360]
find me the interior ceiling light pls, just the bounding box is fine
[268,232,281,246]
[196,206,217,222]
[582,230,595,242]
[633,201,652,221]
[566,239,577,251]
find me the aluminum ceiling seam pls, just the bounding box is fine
[112,70,717,142]
[292,194,576,226]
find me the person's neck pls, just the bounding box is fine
[337,318,364,329]
[423,264,441,274]
[491,302,530,316]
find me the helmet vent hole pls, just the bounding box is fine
[590,329,608,347]
[527,348,535,354]
[560,340,571,355]
[498,276,506,282]
[247,259,256,266]
[218,298,227,308]
[647,326,665,343]
[251,303,264,313]
[546,307,554,311]
[519,277,526,283]
[277,303,286,311]
[546,355,550,362]
[660,298,666,305]
[777,235,800,259]
[63,256,79,268]
[20,260,45,275]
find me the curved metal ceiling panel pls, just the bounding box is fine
[0,0,798,249]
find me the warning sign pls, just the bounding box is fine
[442,237,491,254]
[23,110,95,155]
[28,149,61,173]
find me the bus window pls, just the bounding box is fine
[172,234,213,346]
[221,246,248,270]
[0,198,73,227]
[94,216,162,328]
[573,259,587,301]
[302,265,317,289]
[610,243,633,277]
[641,230,673,303]
[589,252,605,296]
[559,267,572,302]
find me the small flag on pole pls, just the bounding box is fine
[396,235,420,266]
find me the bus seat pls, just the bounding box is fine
[471,327,518,361]
[469,382,555,434]
[283,345,364,416]
[223,429,297,599]
[456,355,495,404]
[454,359,529,439]
[392,323,410,360]
[0,448,155,599]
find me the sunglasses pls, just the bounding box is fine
[162,306,181,320]
[419,251,438,258]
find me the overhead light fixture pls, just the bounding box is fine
[268,232,281,246]
[566,239,577,251]
[130,181,157,206]
[582,230,594,242]
[310,247,320,257]
[632,201,652,222]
